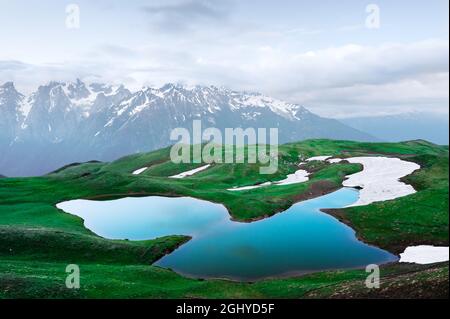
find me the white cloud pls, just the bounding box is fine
[142,0,232,32]
[1,38,448,118]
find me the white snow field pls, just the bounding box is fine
[228,182,272,191]
[399,246,449,264]
[228,156,420,200]
[274,169,310,186]
[169,164,211,179]
[132,167,148,175]
[228,166,310,191]
[342,157,420,207]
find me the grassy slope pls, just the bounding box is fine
[327,143,449,253]
[0,260,447,299]
[0,226,189,265]
[94,145,362,221]
[0,139,448,298]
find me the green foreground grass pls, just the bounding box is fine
[0,260,447,299]
[0,139,448,298]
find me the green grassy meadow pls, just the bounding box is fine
[0,139,448,298]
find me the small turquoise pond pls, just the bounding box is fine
[57,188,397,281]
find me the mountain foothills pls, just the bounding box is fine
[0,80,375,177]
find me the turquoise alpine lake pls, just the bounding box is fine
[57,188,397,281]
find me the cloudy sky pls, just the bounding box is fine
[0,0,448,118]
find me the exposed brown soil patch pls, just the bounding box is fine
[292,180,340,203]
[305,262,449,299]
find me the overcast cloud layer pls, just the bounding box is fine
[0,0,448,118]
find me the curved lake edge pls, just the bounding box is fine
[156,259,399,283]
[153,206,400,283]
[60,178,346,224]
[324,206,448,256]
[66,160,351,223]
[55,179,346,227]
[229,180,345,223]
[56,187,399,282]
[53,200,196,262]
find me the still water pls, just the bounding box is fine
[57,188,397,281]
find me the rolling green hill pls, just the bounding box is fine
[0,139,448,298]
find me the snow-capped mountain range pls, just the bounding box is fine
[0,80,375,176]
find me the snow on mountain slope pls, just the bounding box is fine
[230,91,308,120]
[0,80,376,176]
[0,82,25,147]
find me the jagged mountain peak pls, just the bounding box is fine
[27,80,129,117]
[0,81,24,109]
[0,80,376,176]
[16,80,307,120]
[66,79,90,100]
[0,81,17,90]
[1,80,343,125]
[113,83,306,121]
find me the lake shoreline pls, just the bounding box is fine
[323,207,450,255]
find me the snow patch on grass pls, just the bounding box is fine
[132,167,148,175]
[228,167,310,191]
[170,164,211,179]
[399,246,449,264]
[274,169,309,186]
[228,182,272,191]
[343,157,420,207]
[327,158,343,163]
